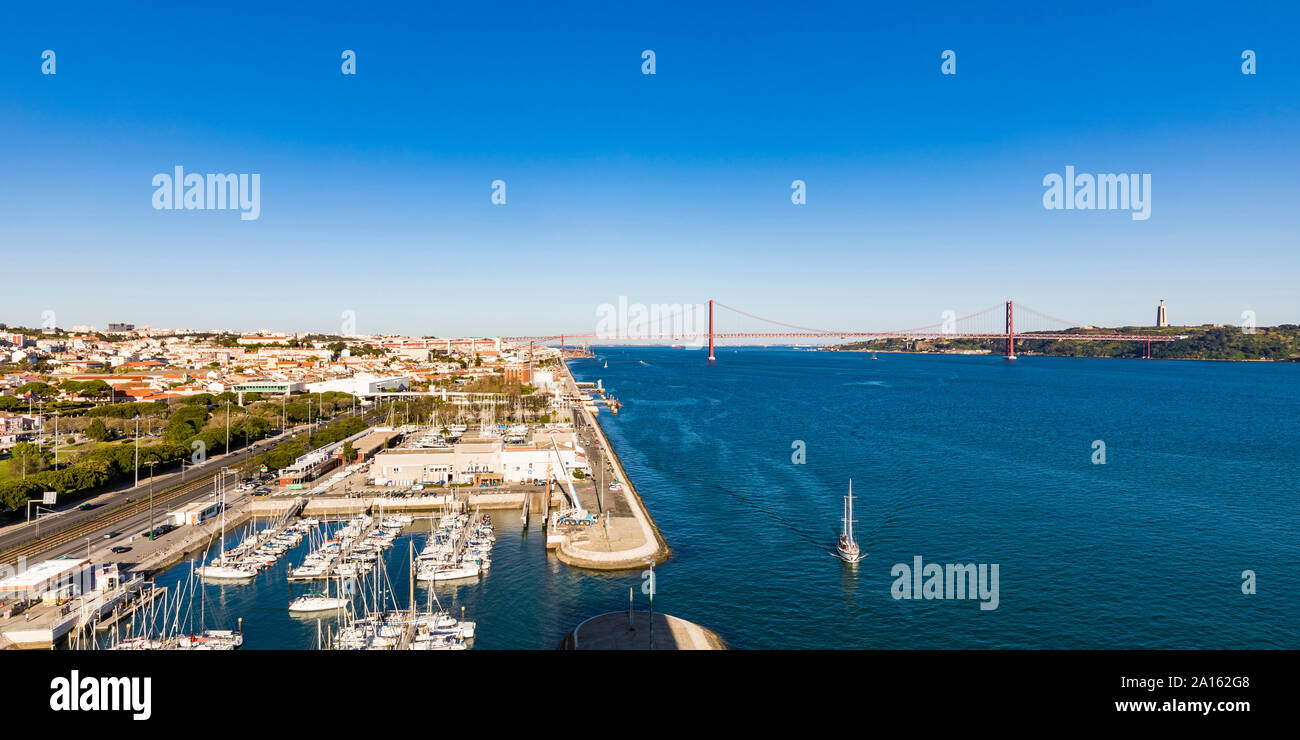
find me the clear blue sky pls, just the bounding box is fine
[1,1,1296,336]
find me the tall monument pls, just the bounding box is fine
[1156,300,1168,328]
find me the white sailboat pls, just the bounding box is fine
[834,480,865,563]
[197,473,257,582]
[289,576,352,615]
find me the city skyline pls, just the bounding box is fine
[2,1,1297,335]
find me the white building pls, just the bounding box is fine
[306,374,410,396]
[371,431,585,486]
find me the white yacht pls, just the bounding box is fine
[834,480,865,563]
[196,564,257,582]
[289,593,352,615]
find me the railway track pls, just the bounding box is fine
[0,475,214,566]
[1,410,384,568]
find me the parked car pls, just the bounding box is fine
[110,546,131,554]
[78,503,96,511]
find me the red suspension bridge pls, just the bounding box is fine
[505,300,1179,361]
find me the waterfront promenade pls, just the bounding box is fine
[563,610,725,650]
[551,360,670,570]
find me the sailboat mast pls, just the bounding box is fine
[218,473,225,564]
[846,479,854,544]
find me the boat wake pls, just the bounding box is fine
[674,468,826,549]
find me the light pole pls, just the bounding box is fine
[145,461,158,540]
[646,560,655,650]
[30,503,56,538]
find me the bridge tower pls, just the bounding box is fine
[1005,301,1016,360]
[708,299,716,362]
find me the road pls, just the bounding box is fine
[0,414,364,566]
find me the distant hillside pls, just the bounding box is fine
[829,325,1300,361]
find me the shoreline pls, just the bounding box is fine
[828,348,1293,363]
[553,359,671,571]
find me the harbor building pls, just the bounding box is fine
[167,499,225,527]
[231,380,304,397]
[341,429,402,463]
[370,432,587,487]
[278,449,341,487]
[305,373,410,396]
[0,559,139,649]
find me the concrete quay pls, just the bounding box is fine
[550,361,670,571]
[561,610,725,650]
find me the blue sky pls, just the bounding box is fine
[1,1,1296,336]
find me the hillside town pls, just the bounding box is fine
[0,321,610,512]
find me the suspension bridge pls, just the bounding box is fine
[505,300,1180,361]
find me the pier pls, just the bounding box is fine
[549,359,670,570]
[562,611,724,650]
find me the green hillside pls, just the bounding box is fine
[830,325,1300,361]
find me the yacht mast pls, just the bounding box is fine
[845,479,855,546]
[217,473,225,565]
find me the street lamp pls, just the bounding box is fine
[646,560,655,650]
[145,460,158,540]
[27,502,56,534]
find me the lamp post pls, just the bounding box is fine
[145,461,158,540]
[30,503,56,538]
[646,560,655,650]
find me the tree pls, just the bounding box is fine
[86,418,110,442]
[342,441,356,463]
[9,441,45,477]
[15,382,57,399]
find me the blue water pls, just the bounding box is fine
[572,348,1300,649]
[140,349,1299,648]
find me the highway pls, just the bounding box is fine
[0,415,358,568]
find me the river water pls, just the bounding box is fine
[139,348,1299,649]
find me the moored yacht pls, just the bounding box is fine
[289,593,352,615]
